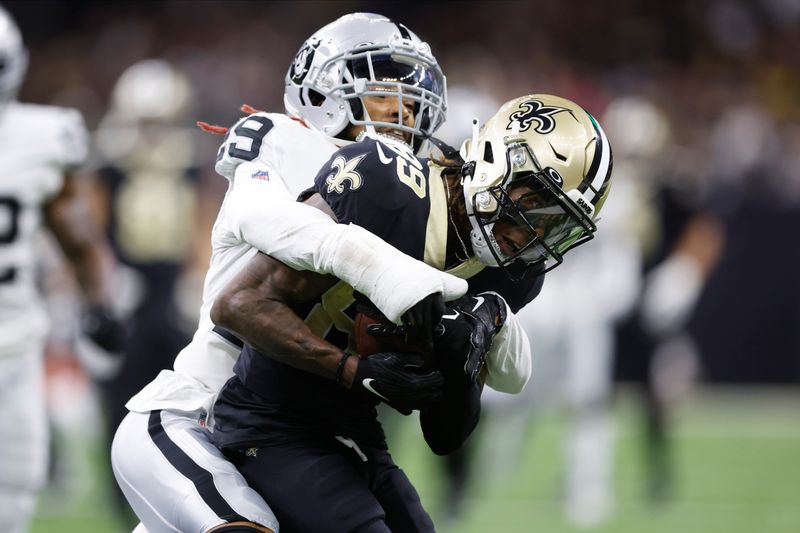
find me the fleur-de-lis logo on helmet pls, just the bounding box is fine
[508,99,570,134]
[326,154,367,194]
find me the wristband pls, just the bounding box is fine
[335,352,353,385]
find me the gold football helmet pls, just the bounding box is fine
[461,94,613,278]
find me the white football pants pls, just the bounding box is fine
[0,344,49,533]
[111,409,278,533]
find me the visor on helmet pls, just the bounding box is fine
[349,53,442,96]
[332,47,446,144]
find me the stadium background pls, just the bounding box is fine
[4,1,798,532]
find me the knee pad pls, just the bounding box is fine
[209,524,273,533]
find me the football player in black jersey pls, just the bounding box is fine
[210,94,613,532]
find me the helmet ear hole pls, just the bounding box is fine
[308,89,325,107]
[482,141,494,163]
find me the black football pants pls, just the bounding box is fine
[226,436,434,533]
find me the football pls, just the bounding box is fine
[352,312,426,359]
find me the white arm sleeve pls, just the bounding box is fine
[225,164,468,323]
[484,303,532,394]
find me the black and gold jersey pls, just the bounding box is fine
[215,135,543,450]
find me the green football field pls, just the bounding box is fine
[32,386,800,533]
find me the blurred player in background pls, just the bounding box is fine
[91,58,207,527]
[112,13,466,533]
[0,6,124,533]
[210,93,613,532]
[608,95,725,502]
[510,148,640,526]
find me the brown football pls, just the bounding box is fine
[352,312,429,363]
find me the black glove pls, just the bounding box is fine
[435,292,508,382]
[82,306,126,353]
[399,292,446,353]
[78,306,127,381]
[352,352,445,415]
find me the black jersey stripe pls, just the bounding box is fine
[147,410,247,523]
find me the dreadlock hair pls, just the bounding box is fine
[196,104,265,135]
[426,139,473,264]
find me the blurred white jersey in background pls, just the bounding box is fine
[0,102,87,356]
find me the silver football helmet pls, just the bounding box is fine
[461,94,613,278]
[0,6,28,107]
[284,12,446,152]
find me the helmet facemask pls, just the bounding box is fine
[466,140,599,280]
[340,46,445,149]
[288,38,446,152]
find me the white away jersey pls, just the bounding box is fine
[127,112,339,413]
[214,112,337,198]
[0,102,88,355]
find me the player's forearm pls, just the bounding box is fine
[210,253,357,386]
[68,243,116,305]
[45,181,116,306]
[214,292,343,379]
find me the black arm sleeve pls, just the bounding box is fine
[419,371,482,456]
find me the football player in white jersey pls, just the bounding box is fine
[111,13,464,533]
[0,6,124,533]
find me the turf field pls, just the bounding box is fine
[32,386,800,533]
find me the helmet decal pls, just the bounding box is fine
[508,99,570,134]
[289,37,320,84]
